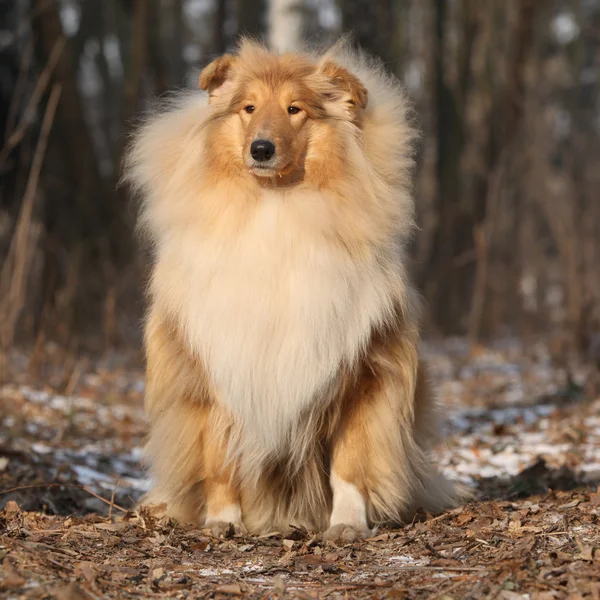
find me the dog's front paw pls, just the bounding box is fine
[206,519,247,538]
[323,523,372,543]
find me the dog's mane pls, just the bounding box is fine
[123,38,418,244]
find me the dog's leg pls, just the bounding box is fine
[325,469,372,542]
[143,311,210,524]
[324,334,445,542]
[202,409,246,536]
[323,387,376,542]
[143,310,244,534]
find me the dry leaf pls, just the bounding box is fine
[273,575,286,596]
[189,541,210,551]
[456,512,474,526]
[558,499,580,509]
[53,582,90,600]
[0,557,25,589]
[215,584,244,595]
[4,501,20,514]
[238,544,254,552]
[74,562,97,585]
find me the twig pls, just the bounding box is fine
[108,479,121,520]
[328,582,395,590]
[0,482,129,514]
[0,0,59,52]
[370,565,488,573]
[468,224,488,351]
[0,36,65,169]
[24,529,105,538]
[65,359,84,397]
[4,38,34,141]
[429,578,473,600]
[79,485,129,513]
[424,508,463,525]
[467,155,506,349]
[396,566,486,572]
[425,542,444,558]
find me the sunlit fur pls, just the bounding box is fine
[124,39,465,535]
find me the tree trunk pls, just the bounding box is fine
[213,0,228,55]
[467,0,538,340]
[422,0,468,333]
[423,0,537,335]
[121,0,148,138]
[237,0,266,38]
[340,0,396,69]
[31,0,132,338]
[31,0,109,232]
[148,0,169,95]
[268,0,303,53]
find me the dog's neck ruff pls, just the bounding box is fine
[153,186,398,467]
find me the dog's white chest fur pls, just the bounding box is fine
[155,191,395,461]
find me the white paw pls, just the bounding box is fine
[205,519,247,538]
[323,523,373,543]
[205,503,246,537]
[326,472,371,543]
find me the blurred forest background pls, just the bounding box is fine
[0,0,599,359]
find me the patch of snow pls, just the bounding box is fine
[31,443,53,455]
[389,554,430,567]
[242,564,265,573]
[552,12,580,45]
[71,465,115,485]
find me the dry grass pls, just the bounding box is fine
[0,83,61,350]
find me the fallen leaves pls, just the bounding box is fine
[0,489,598,599]
[0,556,26,590]
[1,340,600,598]
[53,582,91,600]
[73,561,96,585]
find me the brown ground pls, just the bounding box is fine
[1,341,599,599]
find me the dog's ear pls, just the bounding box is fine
[199,55,237,102]
[318,60,368,112]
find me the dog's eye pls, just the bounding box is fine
[244,105,255,114]
[287,106,301,115]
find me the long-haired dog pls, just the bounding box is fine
[124,39,464,540]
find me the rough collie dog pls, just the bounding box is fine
[125,39,463,540]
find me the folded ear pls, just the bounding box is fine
[199,54,236,102]
[319,60,368,112]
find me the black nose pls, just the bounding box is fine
[250,139,276,162]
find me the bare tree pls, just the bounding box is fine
[421,0,539,335]
[148,0,170,95]
[269,0,304,52]
[1,0,598,348]
[238,0,266,39]
[213,0,228,54]
[339,0,398,71]
[31,0,109,224]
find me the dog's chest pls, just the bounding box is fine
[159,199,394,453]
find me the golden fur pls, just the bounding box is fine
[124,39,464,538]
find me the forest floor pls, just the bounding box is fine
[1,339,599,599]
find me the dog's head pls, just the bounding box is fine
[199,41,368,182]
